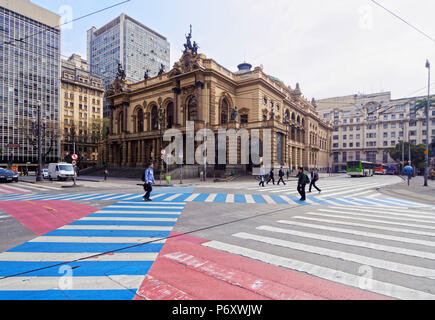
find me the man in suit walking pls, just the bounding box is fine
[277,167,286,185]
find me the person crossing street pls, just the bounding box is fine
[143,162,155,201]
[259,165,265,187]
[277,167,286,185]
[296,167,310,201]
[309,169,321,193]
[267,168,275,185]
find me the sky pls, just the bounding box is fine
[31,0,435,102]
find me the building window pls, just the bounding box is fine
[240,114,248,124]
[220,98,229,124]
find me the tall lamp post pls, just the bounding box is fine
[425,59,431,187]
[158,102,165,185]
[36,102,43,182]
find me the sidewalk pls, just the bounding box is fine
[378,176,435,205]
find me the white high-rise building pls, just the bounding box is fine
[87,14,170,117]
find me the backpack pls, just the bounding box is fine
[141,171,146,182]
[304,174,310,184]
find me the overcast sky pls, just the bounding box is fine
[32,0,435,101]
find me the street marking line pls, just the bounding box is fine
[81,217,178,222]
[233,232,435,278]
[29,236,166,244]
[203,240,435,300]
[277,220,435,248]
[317,208,435,224]
[304,211,435,231]
[97,211,181,215]
[245,194,255,204]
[257,225,435,261]
[0,252,159,262]
[328,206,435,219]
[226,194,235,203]
[291,216,435,238]
[204,193,217,202]
[0,275,145,291]
[59,225,174,231]
[136,274,195,300]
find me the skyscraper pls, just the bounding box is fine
[0,0,61,166]
[87,14,170,117]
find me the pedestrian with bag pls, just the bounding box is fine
[296,167,310,201]
[267,168,275,185]
[259,165,265,187]
[277,167,286,185]
[143,162,155,201]
[309,169,321,193]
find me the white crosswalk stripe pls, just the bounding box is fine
[203,203,435,300]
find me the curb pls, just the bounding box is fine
[378,187,435,206]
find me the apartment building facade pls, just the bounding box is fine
[317,92,435,172]
[61,54,105,167]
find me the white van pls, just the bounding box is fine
[48,163,76,181]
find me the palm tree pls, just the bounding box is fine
[414,95,435,112]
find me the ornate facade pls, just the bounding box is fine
[104,36,332,173]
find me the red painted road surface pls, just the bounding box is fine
[0,201,98,236]
[135,232,391,300]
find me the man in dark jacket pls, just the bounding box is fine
[296,167,309,201]
[277,167,286,185]
[267,168,275,185]
[309,169,321,193]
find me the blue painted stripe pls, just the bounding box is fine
[324,197,354,206]
[252,194,267,204]
[382,197,424,207]
[88,213,180,219]
[165,193,191,202]
[214,194,227,203]
[287,195,309,205]
[234,194,246,203]
[0,289,137,300]
[8,242,164,253]
[270,195,289,205]
[151,193,176,201]
[69,220,176,227]
[45,229,171,238]
[113,202,185,207]
[100,207,182,212]
[357,197,399,207]
[343,198,377,206]
[192,193,210,202]
[306,196,331,206]
[0,261,153,277]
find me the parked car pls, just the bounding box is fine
[42,169,49,179]
[7,169,18,182]
[0,169,13,183]
[48,163,76,181]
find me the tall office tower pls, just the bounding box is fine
[87,14,170,117]
[0,0,61,166]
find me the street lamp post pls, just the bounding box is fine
[425,59,431,187]
[36,102,43,182]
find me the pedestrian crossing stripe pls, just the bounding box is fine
[0,199,187,300]
[0,192,432,208]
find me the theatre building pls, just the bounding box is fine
[104,34,332,175]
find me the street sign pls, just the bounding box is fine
[71,154,78,161]
[72,160,77,166]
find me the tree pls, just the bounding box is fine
[414,95,435,112]
[387,142,427,170]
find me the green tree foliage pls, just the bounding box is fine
[388,142,428,169]
[414,95,435,112]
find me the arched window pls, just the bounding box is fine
[137,109,144,132]
[187,96,197,121]
[151,105,158,130]
[284,110,290,123]
[297,115,300,125]
[291,112,295,122]
[301,118,305,127]
[220,98,229,124]
[166,102,174,128]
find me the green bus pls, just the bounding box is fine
[346,161,375,177]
